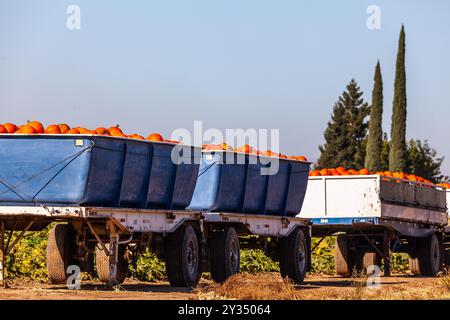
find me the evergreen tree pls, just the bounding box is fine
[389,25,408,171]
[318,79,370,169]
[365,61,384,172]
[380,133,390,171]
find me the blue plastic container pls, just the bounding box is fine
[0,135,200,209]
[188,151,310,216]
[265,160,291,215]
[284,160,310,215]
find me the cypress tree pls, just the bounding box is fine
[318,79,370,169]
[365,61,384,172]
[389,25,408,172]
[380,133,390,171]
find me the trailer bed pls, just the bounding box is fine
[0,205,310,237]
[298,175,448,236]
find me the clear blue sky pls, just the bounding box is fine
[1,1,450,174]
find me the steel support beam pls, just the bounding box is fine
[383,230,392,277]
[107,220,120,287]
[0,221,5,287]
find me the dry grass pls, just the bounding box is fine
[195,272,450,300]
[195,272,301,300]
[438,268,450,292]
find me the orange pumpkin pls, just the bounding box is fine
[221,143,233,151]
[58,124,71,134]
[3,123,18,133]
[45,124,62,134]
[147,133,164,141]
[263,150,278,157]
[309,170,320,176]
[17,125,37,134]
[235,145,252,154]
[0,124,7,134]
[27,121,44,134]
[336,167,348,175]
[358,168,369,175]
[66,128,80,134]
[393,172,406,180]
[95,127,111,135]
[108,126,123,136]
[76,127,94,134]
[206,144,226,151]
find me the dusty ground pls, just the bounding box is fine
[0,273,449,300]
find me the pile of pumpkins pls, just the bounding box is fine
[202,143,308,161]
[0,122,309,162]
[309,167,450,188]
[0,121,175,143]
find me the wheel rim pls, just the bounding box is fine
[186,238,198,277]
[297,238,306,273]
[229,238,239,273]
[432,240,440,272]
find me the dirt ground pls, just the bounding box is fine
[1,273,449,300]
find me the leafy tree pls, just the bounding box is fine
[389,25,408,171]
[406,139,445,183]
[374,136,444,182]
[318,79,370,169]
[365,61,384,172]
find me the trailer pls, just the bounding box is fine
[0,206,311,287]
[298,175,448,277]
[444,189,450,267]
[0,135,312,287]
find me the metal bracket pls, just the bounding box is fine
[0,221,5,287]
[310,229,333,253]
[106,220,121,286]
[86,221,110,256]
[5,221,34,256]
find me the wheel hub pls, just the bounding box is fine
[229,239,239,272]
[298,240,306,271]
[186,239,198,276]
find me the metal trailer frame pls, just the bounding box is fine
[0,206,311,287]
[298,175,449,276]
[444,189,450,266]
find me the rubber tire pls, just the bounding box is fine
[334,235,355,277]
[279,228,308,284]
[334,237,375,276]
[409,257,421,275]
[210,227,240,283]
[409,233,441,276]
[444,248,450,267]
[95,244,128,285]
[444,240,450,267]
[46,224,76,284]
[164,224,201,287]
[363,252,382,270]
